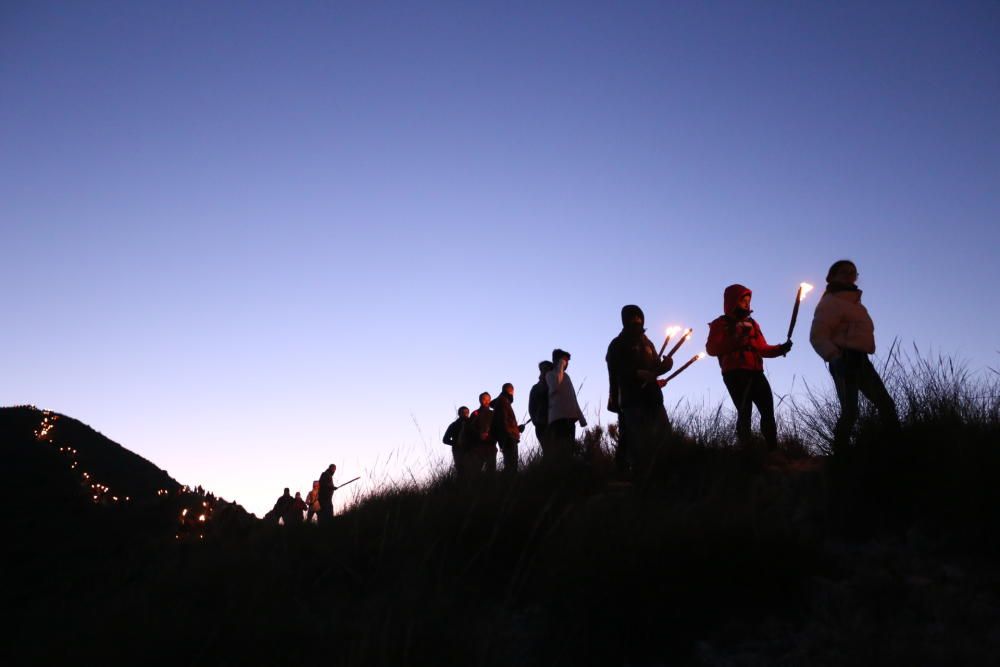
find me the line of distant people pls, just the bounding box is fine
[264,463,340,525]
[443,348,589,476]
[445,259,900,475]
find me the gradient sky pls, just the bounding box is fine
[3,1,998,516]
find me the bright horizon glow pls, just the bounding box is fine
[2,2,999,516]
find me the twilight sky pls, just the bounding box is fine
[3,1,998,516]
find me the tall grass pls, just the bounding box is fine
[5,351,1000,665]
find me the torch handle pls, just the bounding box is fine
[786,286,803,341]
[663,354,699,384]
[665,329,692,360]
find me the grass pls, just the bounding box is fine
[3,350,1000,665]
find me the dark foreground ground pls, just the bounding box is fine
[2,385,1000,666]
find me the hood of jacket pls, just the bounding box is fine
[723,284,752,317]
[621,304,645,327]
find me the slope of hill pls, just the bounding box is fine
[2,375,999,666]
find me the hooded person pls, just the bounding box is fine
[317,464,338,524]
[492,383,525,474]
[706,285,791,452]
[605,305,674,474]
[264,487,295,524]
[809,260,899,449]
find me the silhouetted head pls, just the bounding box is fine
[458,406,470,419]
[500,382,514,403]
[479,392,491,408]
[328,464,337,474]
[295,491,302,499]
[723,284,752,318]
[538,360,553,379]
[312,480,320,489]
[621,304,644,329]
[826,260,858,286]
[552,349,570,367]
[283,487,291,496]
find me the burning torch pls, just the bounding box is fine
[661,352,707,385]
[785,282,814,354]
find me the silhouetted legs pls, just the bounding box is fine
[546,419,576,463]
[499,436,519,474]
[829,351,900,449]
[620,404,671,473]
[722,370,778,450]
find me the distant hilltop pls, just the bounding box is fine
[0,405,253,538]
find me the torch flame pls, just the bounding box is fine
[666,326,681,338]
[697,352,706,360]
[799,283,814,300]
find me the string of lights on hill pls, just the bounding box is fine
[24,406,218,540]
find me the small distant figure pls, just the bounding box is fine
[529,361,554,454]
[264,487,294,524]
[706,285,792,452]
[318,464,338,523]
[606,306,673,474]
[545,349,587,461]
[492,383,525,475]
[810,260,900,450]
[460,392,496,475]
[305,480,321,523]
[288,491,307,524]
[443,406,471,473]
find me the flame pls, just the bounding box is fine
[666,326,681,338]
[799,283,814,300]
[696,352,707,360]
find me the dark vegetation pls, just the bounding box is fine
[2,352,999,666]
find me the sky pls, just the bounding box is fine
[2,1,998,516]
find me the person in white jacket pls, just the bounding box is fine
[545,349,587,460]
[809,260,900,449]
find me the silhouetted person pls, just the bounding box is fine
[286,491,307,524]
[443,406,470,473]
[305,480,321,523]
[545,350,587,461]
[318,464,338,523]
[460,392,496,475]
[707,285,792,452]
[529,361,554,454]
[606,306,673,474]
[810,260,900,450]
[265,487,294,524]
[492,383,525,474]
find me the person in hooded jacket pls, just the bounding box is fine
[809,259,899,449]
[606,305,674,473]
[492,383,525,474]
[706,285,792,452]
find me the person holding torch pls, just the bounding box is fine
[809,260,899,450]
[706,285,792,453]
[606,305,674,474]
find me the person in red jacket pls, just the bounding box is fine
[706,284,792,451]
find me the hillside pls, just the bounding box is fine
[2,379,999,666]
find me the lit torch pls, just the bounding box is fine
[658,326,682,357]
[665,328,693,360]
[786,282,814,344]
[662,352,707,385]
